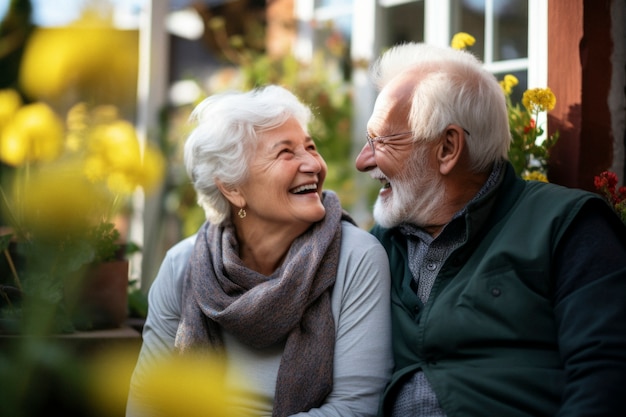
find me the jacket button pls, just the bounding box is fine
[491,287,502,297]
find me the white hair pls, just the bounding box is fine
[184,85,312,224]
[371,42,511,172]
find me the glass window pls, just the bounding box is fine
[381,1,425,48]
[451,0,529,92]
[453,0,486,61]
[315,0,353,7]
[493,0,528,61]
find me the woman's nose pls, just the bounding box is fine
[299,150,323,173]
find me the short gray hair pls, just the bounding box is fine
[371,42,511,172]
[184,85,313,224]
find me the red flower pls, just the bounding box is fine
[594,171,618,195]
[594,171,626,221]
[523,118,536,134]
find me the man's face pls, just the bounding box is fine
[355,74,446,229]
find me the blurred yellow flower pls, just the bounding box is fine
[88,350,240,417]
[11,162,112,240]
[84,120,165,195]
[19,26,138,108]
[0,89,22,129]
[499,74,519,96]
[137,145,166,194]
[450,32,476,50]
[85,121,140,184]
[522,170,548,182]
[1,99,165,242]
[522,87,556,113]
[0,102,64,166]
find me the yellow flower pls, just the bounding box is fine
[522,171,549,182]
[522,87,556,113]
[0,102,64,166]
[450,32,476,50]
[138,144,166,194]
[85,120,142,193]
[0,89,22,130]
[19,26,138,107]
[11,162,112,240]
[499,74,519,96]
[88,350,240,417]
[84,120,164,196]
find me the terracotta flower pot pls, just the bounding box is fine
[71,260,129,330]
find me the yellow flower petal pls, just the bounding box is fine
[522,171,548,182]
[139,144,166,194]
[451,32,476,50]
[522,87,556,113]
[0,89,22,130]
[499,74,520,96]
[12,163,112,239]
[0,102,64,166]
[504,74,519,87]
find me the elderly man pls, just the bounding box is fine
[355,42,626,417]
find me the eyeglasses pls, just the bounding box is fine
[366,131,414,155]
[366,128,471,155]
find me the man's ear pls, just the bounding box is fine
[437,126,466,175]
[216,179,246,208]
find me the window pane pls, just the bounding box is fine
[381,1,425,48]
[452,0,528,62]
[452,0,486,61]
[315,0,353,8]
[493,0,528,61]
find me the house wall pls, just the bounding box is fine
[548,0,625,190]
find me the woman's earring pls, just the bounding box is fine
[238,208,247,219]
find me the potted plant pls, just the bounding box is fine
[0,91,164,334]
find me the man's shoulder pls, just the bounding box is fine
[517,179,602,211]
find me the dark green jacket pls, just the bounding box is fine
[374,162,626,416]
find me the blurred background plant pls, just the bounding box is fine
[0,2,166,414]
[0,91,164,333]
[451,32,559,182]
[162,16,355,237]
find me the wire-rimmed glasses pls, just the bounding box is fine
[366,128,471,155]
[366,131,414,155]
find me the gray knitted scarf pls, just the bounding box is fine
[175,191,350,417]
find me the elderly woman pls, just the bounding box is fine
[126,85,393,417]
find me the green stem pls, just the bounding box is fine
[3,248,21,290]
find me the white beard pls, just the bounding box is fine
[373,150,446,229]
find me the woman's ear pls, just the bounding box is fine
[437,126,466,175]
[215,179,246,208]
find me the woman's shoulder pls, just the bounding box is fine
[150,234,197,295]
[340,220,383,249]
[338,220,390,274]
[166,234,197,260]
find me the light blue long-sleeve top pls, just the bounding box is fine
[126,220,393,417]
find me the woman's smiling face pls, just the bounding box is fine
[234,116,328,233]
